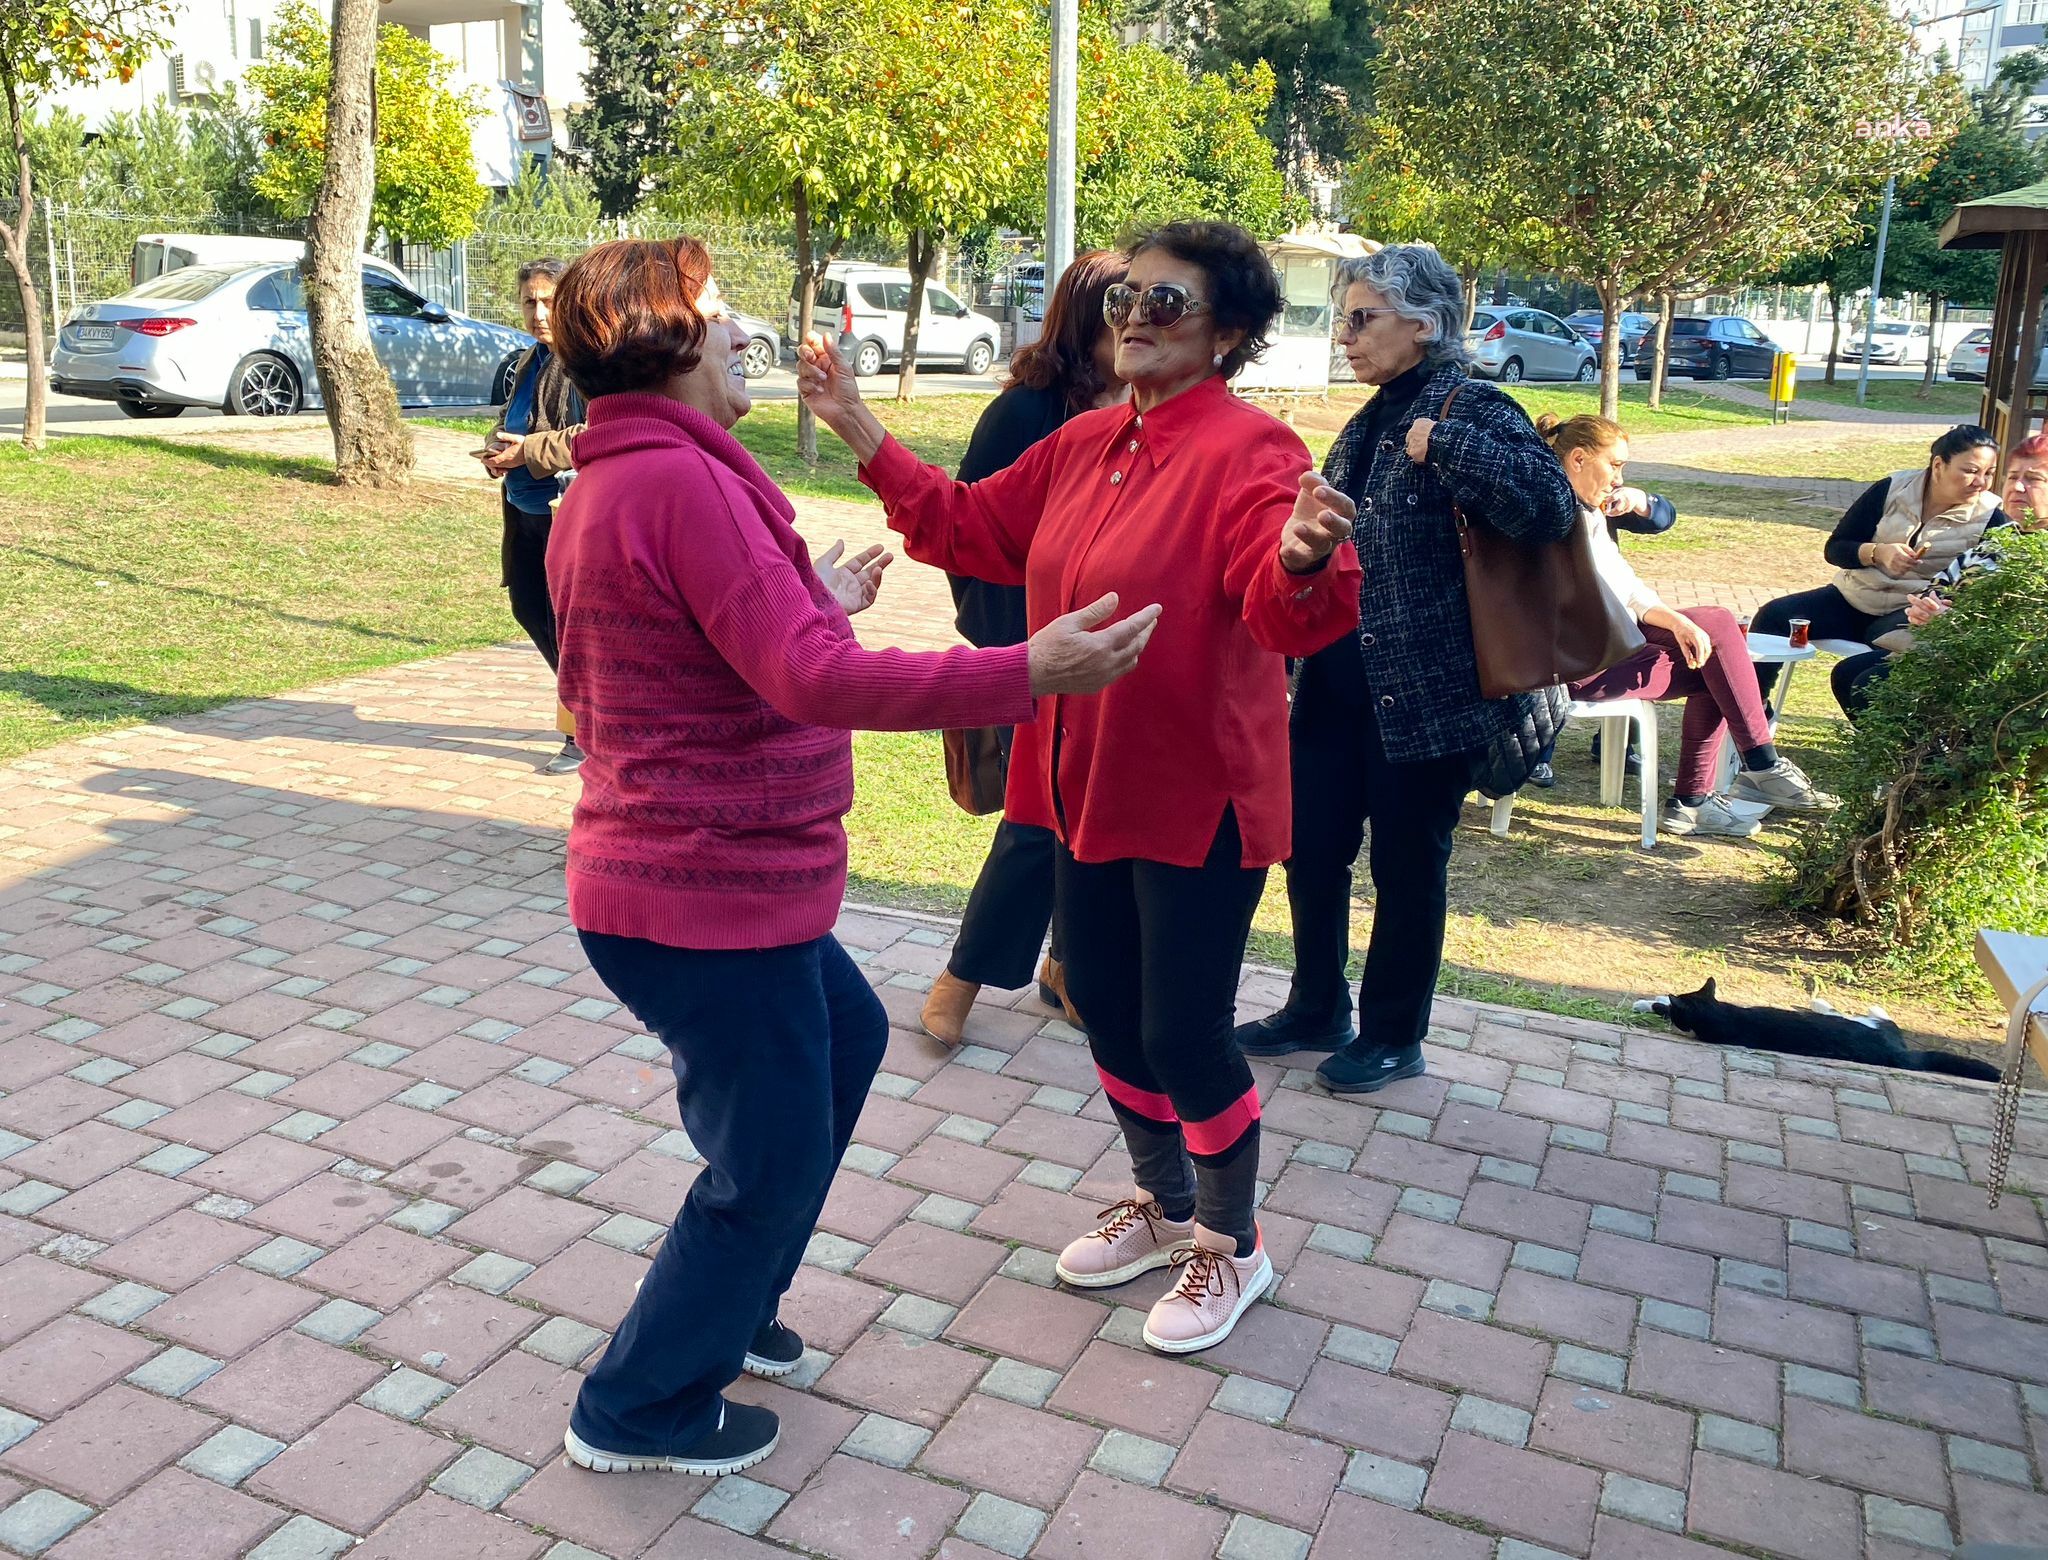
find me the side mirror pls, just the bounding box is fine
[956,307,970,318]
[422,305,451,324]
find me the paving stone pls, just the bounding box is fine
[1511,1243,1579,1279]
[997,1246,1059,1288]
[359,1366,456,1422]
[521,1316,608,1368]
[386,1197,464,1235]
[840,1411,933,1468]
[126,1345,224,1398]
[1948,1435,2033,1486]
[524,1161,599,1196]
[1783,1364,1859,1408]
[1696,1414,1778,1466]
[1214,1374,1296,1425]
[1862,1495,1952,1550]
[1599,1474,1686,1533]
[431,1445,536,1510]
[1341,1449,1429,1510]
[179,1423,289,1486]
[0,1489,95,1555]
[1322,1325,1399,1373]
[1450,1394,1532,1446]
[453,1251,537,1295]
[246,1515,356,1559]
[1220,1512,1313,1560]
[1639,1299,1710,1339]
[1860,1317,1937,1358]
[589,1212,666,1252]
[879,1293,957,1339]
[75,1279,167,1325]
[1423,1280,1495,1320]
[295,1298,383,1345]
[954,1491,1048,1557]
[1088,1428,1178,1487]
[1399,1188,1463,1222]
[1553,1345,1628,1392]
[692,1474,789,1536]
[240,1236,325,1277]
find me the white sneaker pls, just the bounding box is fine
[1728,758,1838,812]
[1661,795,1762,838]
[1141,1225,1274,1354]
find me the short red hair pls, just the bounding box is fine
[2011,432,2048,463]
[552,236,714,400]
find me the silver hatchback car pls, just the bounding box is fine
[1466,307,1598,383]
[52,261,534,418]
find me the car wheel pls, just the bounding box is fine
[116,399,184,419]
[742,338,776,380]
[963,339,994,377]
[1710,352,1732,381]
[1500,357,1524,383]
[853,340,885,377]
[491,353,521,405]
[1575,358,1597,383]
[226,353,303,417]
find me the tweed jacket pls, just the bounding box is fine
[1324,360,1580,766]
[489,345,586,477]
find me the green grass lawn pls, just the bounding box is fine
[1794,376,1985,418]
[1676,438,1933,483]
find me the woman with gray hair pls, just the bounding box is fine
[1233,244,1579,1092]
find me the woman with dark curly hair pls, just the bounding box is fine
[802,221,1362,1353]
[920,248,1129,1048]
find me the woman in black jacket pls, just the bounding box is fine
[919,249,1130,1047]
[1232,244,1579,1093]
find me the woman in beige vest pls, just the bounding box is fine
[1753,424,2004,710]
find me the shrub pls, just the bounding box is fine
[1787,530,2048,994]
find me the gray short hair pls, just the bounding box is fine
[1334,244,1471,367]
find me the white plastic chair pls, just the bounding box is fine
[1489,698,1660,850]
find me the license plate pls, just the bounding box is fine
[72,323,114,347]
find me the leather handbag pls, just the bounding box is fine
[942,727,1007,816]
[1440,383,1644,698]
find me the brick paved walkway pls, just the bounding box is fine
[0,652,2044,1560]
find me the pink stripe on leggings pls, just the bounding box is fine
[1182,1086,1261,1158]
[1095,1064,1177,1124]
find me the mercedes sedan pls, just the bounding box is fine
[52,261,534,418]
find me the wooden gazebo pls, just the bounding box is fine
[1940,178,2048,467]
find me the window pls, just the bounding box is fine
[247,268,304,311]
[1671,319,1709,336]
[249,17,264,57]
[810,280,846,311]
[1468,311,1500,333]
[129,266,236,302]
[364,275,426,318]
[1507,311,1534,332]
[856,282,891,311]
[926,286,962,315]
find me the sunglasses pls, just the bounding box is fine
[1104,282,1212,330]
[1339,306,1402,334]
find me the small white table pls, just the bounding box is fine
[1713,631,1818,790]
[1974,929,2046,1205]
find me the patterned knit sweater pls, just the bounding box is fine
[548,393,1035,951]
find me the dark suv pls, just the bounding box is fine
[1635,316,1782,381]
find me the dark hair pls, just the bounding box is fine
[516,257,567,290]
[1931,424,1996,465]
[1007,249,1128,415]
[552,237,713,400]
[1125,220,1281,379]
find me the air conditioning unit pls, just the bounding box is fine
[170,55,223,100]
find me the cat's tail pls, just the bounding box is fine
[1906,1049,2003,1083]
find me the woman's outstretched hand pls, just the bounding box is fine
[1028,593,1163,696]
[817,540,892,616]
[797,333,886,462]
[1279,471,1357,574]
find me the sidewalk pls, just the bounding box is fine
[0,649,2042,1559]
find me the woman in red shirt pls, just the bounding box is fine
[800,220,1361,1353]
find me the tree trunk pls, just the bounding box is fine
[1918,295,1942,399]
[1825,287,1842,387]
[1647,291,1676,412]
[2,69,47,450]
[897,229,936,403]
[1596,276,1622,420]
[1459,267,1479,333]
[306,0,412,487]
[794,183,819,466]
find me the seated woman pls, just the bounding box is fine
[1834,432,2048,719]
[1753,424,2005,711]
[1540,413,1832,838]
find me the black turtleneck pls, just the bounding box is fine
[1355,359,1431,465]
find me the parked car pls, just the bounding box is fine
[1466,306,1597,383]
[1634,316,1783,381]
[733,312,783,379]
[1947,328,1991,381]
[51,260,534,418]
[1564,309,1656,364]
[129,232,310,287]
[1844,321,1933,365]
[788,263,1003,377]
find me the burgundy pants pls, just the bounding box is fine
[1569,606,1770,798]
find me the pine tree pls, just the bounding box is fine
[565,0,683,218]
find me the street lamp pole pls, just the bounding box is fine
[1856,175,1895,407]
[1045,0,1078,295]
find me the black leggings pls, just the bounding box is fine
[1833,648,1893,721]
[949,725,1063,989]
[1056,810,1265,1244]
[1751,583,1882,702]
[502,497,559,672]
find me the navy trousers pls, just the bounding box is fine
[567,930,887,1453]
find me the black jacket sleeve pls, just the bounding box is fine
[1823,479,1891,569]
[1610,492,1676,536]
[947,385,1068,647]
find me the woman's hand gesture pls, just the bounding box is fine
[1670,613,1714,670]
[1279,472,1357,575]
[1027,593,1163,695]
[797,333,865,430]
[1869,540,1926,577]
[817,540,892,616]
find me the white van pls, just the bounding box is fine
[130,234,312,287]
[788,262,1003,378]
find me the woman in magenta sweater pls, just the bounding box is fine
[543,236,1158,1477]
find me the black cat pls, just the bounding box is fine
[1635,978,2001,1083]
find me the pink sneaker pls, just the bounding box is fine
[1055,1194,1194,1289]
[1141,1224,1273,1353]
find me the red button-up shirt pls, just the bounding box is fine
[861,374,1362,869]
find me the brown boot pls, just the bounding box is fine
[1038,956,1080,1024]
[920,971,980,1049]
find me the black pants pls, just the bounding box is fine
[1056,811,1266,1242]
[1281,641,1471,1048]
[1751,582,1883,702]
[1833,648,1893,721]
[950,724,1063,989]
[502,496,560,672]
[568,930,886,1454]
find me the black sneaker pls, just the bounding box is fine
[564,1398,779,1475]
[1232,1008,1355,1057]
[1527,762,1557,789]
[744,1316,805,1379]
[1317,1039,1426,1094]
[543,737,585,775]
